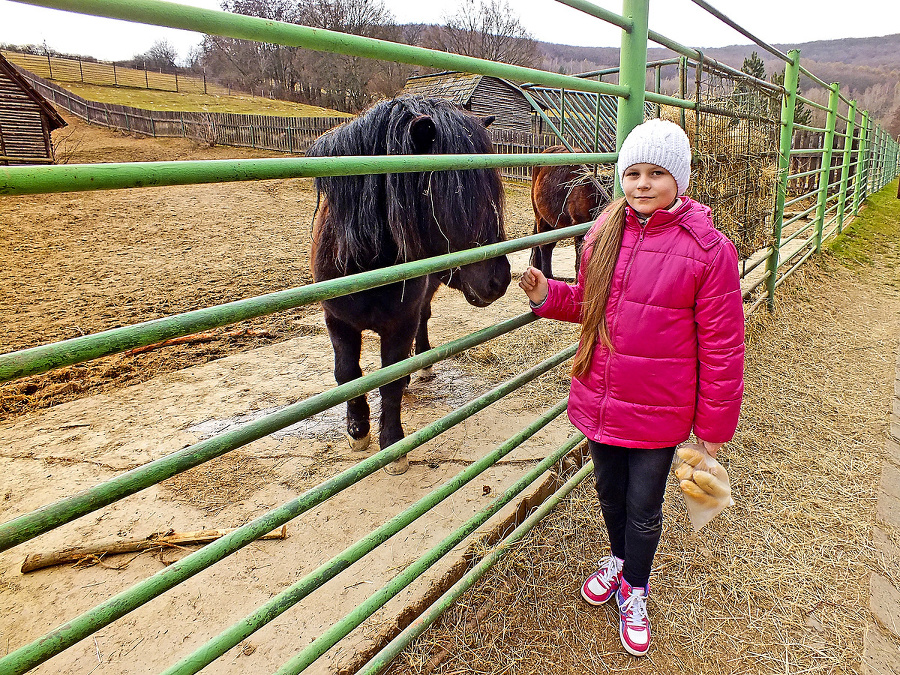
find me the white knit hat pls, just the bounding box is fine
[616,118,692,195]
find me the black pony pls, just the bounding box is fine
[308,96,511,474]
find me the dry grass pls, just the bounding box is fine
[58,82,353,117]
[160,450,279,515]
[385,184,900,674]
[453,317,579,409]
[660,107,779,259]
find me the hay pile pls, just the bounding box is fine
[386,249,900,674]
[453,316,579,408]
[660,106,780,259]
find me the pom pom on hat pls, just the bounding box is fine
[616,119,692,195]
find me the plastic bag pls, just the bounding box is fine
[672,443,734,532]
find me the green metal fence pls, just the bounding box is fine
[1,0,899,673]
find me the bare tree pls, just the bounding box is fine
[194,0,405,111]
[295,0,405,110]
[132,39,179,72]
[437,0,538,68]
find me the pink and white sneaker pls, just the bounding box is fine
[616,578,651,656]
[580,555,623,605]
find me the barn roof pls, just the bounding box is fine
[0,53,67,131]
[402,71,529,107]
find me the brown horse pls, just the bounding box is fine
[530,146,612,279]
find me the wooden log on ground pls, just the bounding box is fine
[123,328,273,356]
[21,525,287,573]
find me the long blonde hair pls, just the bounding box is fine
[571,197,629,378]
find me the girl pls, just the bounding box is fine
[519,119,745,657]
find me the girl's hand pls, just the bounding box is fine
[518,266,549,305]
[698,439,724,458]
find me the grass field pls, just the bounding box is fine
[58,81,352,117]
[3,49,349,117]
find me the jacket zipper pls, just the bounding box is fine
[597,221,647,440]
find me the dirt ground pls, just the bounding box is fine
[0,113,578,674]
[5,113,893,675]
[0,114,542,421]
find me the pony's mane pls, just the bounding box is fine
[307,96,504,272]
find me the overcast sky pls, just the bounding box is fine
[1,0,897,63]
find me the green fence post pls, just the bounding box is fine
[871,125,880,192]
[654,64,662,118]
[593,74,602,154]
[865,119,875,197]
[614,0,650,197]
[836,99,856,233]
[559,88,566,138]
[813,82,839,251]
[852,110,869,216]
[766,49,801,311]
[873,123,879,190]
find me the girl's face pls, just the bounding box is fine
[621,163,678,216]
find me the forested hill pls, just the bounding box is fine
[538,32,900,79]
[538,33,900,134]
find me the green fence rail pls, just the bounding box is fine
[2,0,900,673]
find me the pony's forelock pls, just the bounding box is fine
[307,96,504,271]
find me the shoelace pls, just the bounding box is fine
[596,558,620,584]
[621,590,649,628]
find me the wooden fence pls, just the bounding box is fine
[1,49,226,95]
[20,70,347,155]
[13,59,606,175]
[18,67,575,171]
[491,128,585,181]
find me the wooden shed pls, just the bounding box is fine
[401,71,536,132]
[0,53,67,165]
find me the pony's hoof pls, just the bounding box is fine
[383,456,409,475]
[416,366,436,382]
[346,433,370,452]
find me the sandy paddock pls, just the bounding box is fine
[0,114,580,674]
[3,114,898,675]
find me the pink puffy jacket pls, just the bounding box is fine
[533,197,745,448]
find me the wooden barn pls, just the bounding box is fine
[0,53,66,165]
[401,71,536,132]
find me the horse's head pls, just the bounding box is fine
[308,96,510,306]
[391,97,510,306]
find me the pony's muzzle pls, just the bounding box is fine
[458,257,511,307]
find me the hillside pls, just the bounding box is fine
[537,33,900,134]
[539,33,900,81]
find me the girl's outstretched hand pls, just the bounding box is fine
[519,266,549,306]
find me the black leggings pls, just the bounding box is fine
[588,441,676,589]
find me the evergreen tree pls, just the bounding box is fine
[741,51,766,80]
[771,68,813,125]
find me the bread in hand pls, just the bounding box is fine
[693,470,730,499]
[680,479,721,508]
[676,445,706,468]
